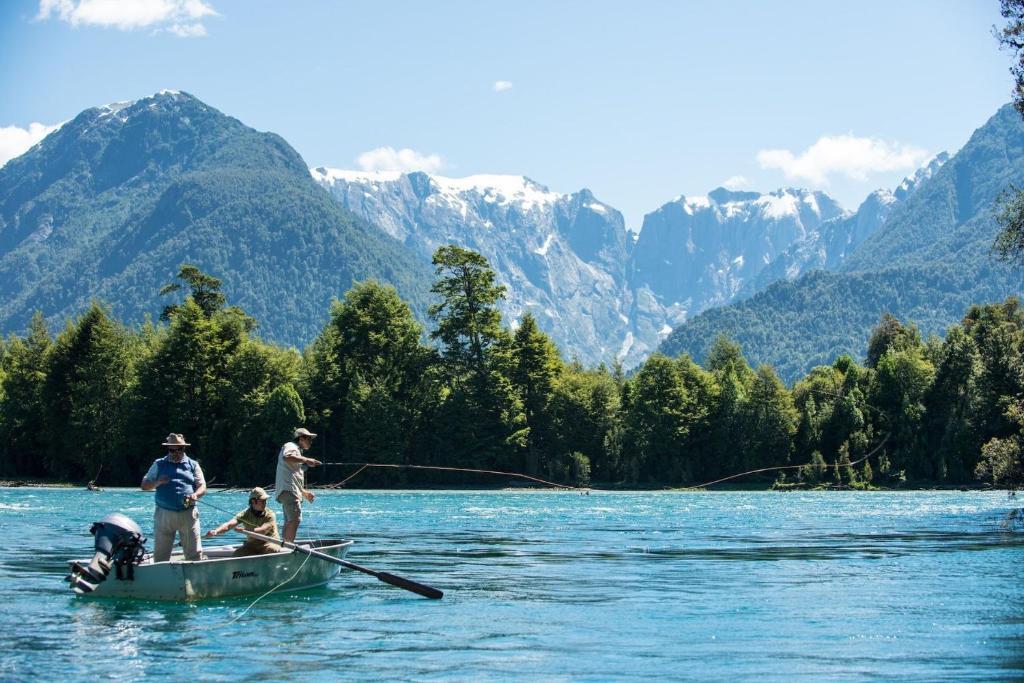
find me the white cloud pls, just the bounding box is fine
[356,147,444,173]
[166,22,206,37]
[492,80,514,93]
[0,122,62,168]
[757,134,928,185]
[721,175,749,190]
[36,0,217,36]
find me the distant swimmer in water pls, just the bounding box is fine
[86,480,101,491]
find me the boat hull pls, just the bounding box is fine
[68,539,353,601]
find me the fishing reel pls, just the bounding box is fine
[66,513,147,595]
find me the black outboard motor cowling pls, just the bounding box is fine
[66,513,147,595]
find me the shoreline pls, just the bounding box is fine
[0,479,1009,493]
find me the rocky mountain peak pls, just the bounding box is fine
[894,151,950,201]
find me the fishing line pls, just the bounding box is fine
[322,462,576,489]
[680,432,890,490]
[196,495,315,629]
[319,377,894,492]
[321,432,891,492]
[317,428,888,491]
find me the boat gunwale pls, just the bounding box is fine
[67,538,354,569]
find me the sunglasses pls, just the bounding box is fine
[168,447,184,452]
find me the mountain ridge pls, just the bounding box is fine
[0,90,434,346]
[659,105,1024,381]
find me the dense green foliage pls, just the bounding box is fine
[4,254,1024,490]
[0,91,434,349]
[990,4,1024,270]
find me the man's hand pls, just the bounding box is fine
[204,529,218,538]
[183,493,197,507]
[306,458,322,468]
[304,490,315,503]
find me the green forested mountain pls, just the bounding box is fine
[0,91,433,346]
[660,105,1024,382]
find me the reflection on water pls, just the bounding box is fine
[0,488,1022,679]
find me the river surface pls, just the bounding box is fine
[0,488,1022,680]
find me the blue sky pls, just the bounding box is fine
[0,0,1013,229]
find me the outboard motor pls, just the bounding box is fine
[66,513,147,595]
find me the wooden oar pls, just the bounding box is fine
[237,529,443,600]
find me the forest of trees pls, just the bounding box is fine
[1,247,1022,490]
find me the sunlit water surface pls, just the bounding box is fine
[1,488,1022,680]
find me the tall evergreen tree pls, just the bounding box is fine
[510,313,563,475]
[429,245,507,376]
[623,354,693,483]
[126,299,250,479]
[321,281,437,478]
[160,264,229,320]
[871,347,935,480]
[427,246,520,472]
[41,304,135,481]
[0,313,51,478]
[866,313,922,369]
[923,325,982,481]
[742,365,798,472]
[550,364,622,482]
[706,336,755,478]
[220,338,303,482]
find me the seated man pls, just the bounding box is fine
[204,487,282,556]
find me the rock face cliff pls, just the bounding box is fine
[745,153,949,295]
[313,168,638,365]
[627,188,845,347]
[316,164,948,367]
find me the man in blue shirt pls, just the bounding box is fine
[141,433,207,562]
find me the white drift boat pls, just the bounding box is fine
[65,513,443,600]
[68,538,353,601]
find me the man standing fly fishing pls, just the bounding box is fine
[140,433,207,562]
[275,427,322,542]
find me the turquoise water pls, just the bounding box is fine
[1,488,1022,681]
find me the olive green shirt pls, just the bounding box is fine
[233,506,280,545]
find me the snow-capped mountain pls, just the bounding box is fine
[0,89,981,374]
[627,187,846,345]
[315,162,947,368]
[744,153,949,294]
[313,168,634,366]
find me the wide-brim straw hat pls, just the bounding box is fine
[162,433,191,447]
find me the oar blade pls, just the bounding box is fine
[377,571,444,600]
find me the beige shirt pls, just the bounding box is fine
[274,441,306,500]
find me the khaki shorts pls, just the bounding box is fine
[277,491,302,524]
